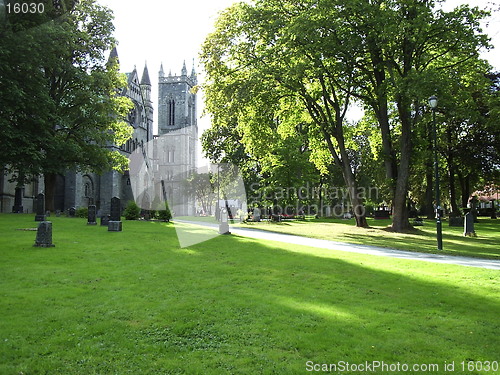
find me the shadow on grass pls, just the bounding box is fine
[1,215,499,374]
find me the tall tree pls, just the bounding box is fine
[0,0,132,210]
[333,0,491,230]
[201,0,370,227]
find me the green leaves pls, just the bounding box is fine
[0,0,133,178]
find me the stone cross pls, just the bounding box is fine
[108,197,122,232]
[34,193,46,221]
[87,205,97,225]
[34,221,55,247]
[464,212,477,237]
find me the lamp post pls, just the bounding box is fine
[428,95,443,250]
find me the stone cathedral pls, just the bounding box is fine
[0,53,198,215]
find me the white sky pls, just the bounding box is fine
[97,0,500,164]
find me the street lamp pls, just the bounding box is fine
[428,95,443,250]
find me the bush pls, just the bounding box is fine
[157,202,172,222]
[123,201,141,220]
[75,207,88,218]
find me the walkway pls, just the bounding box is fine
[175,220,500,270]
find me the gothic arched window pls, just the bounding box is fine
[168,99,175,126]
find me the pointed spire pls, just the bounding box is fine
[181,60,187,76]
[141,63,151,86]
[159,62,164,77]
[169,69,172,77]
[107,46,119,67]
[191,58,196,77]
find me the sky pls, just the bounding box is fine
[97,0,500,163]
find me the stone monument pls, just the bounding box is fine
[12,187,23,213]
[218,207,230,235]
[108,197,122,232]
[34,193,46,221]
[463,212,477,237]
[87,205,97,225]
[34,221,55,247]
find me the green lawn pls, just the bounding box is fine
[237,217,500,259]
[0,214,499,374]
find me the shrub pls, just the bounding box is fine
[123,201,141,220]
[157,202,172,222]
[75,207,88,218]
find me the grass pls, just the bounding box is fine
[0,214,499,374]
[236,217,500,260]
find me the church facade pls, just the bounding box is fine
[0,50,154,214]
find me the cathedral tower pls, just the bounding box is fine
[156,61,198,215]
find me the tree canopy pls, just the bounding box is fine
[0,0,133,207]
[201,0,496,230]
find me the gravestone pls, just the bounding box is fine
[108,197,122,232]
[463,212,477,237]
[100,215,110,226]
[253,207,261,222]
[12,187,23,213]
[34,221,55,247]
[68,207,76,217]
[34,193,46,221]
[218,208,230,235]
[55,210,61,217]
[87,205,97,225]
[45,210,51,217]
[449,216,464,227]
[413,217,424,226]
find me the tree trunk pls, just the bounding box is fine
[458,172,471,208]
[448,162,460,216]
[392,101,412,232]
[44,173,57,212]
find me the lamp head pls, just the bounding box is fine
[428,95,438,109]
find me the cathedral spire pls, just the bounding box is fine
[141,62,151,86]
[191,58,196,77]
[181,60,187,76]
[107,46,119,68]
[159,62,164,78]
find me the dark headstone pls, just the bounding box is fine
[55,210,61,217]
[464,212,477,237]
[45,210,51,217]
[87,205,97,225]
[100,215,110,226]
[68,207,76,217]
[34,221,55,247]
[108,221,122,232]
[12,187,23,213]
[413,217,424,226]
[35,193,46,221]
[218,208,230,235]
[449,216,464,227]
[110,197,121,221]
[108,197,122,231]
[374,210,391,219]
